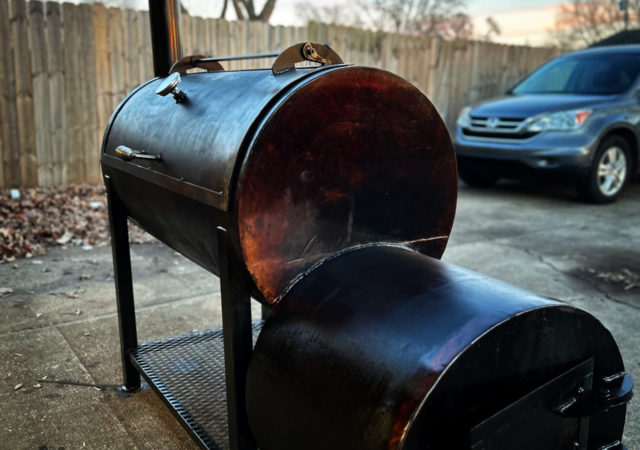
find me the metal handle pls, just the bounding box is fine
[272,42,344,75]
[169,54,225,74]
[115,145,162,162]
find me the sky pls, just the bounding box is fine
[466,0,563,45]
[243,0,565,46]
[95,0,568,46]
[268,0,565,46]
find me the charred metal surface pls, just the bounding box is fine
[237,67,456,301]
[246,245,629,450]
[102,66,456,303]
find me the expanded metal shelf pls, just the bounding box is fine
[129,321,264,449]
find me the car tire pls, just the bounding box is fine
[577,135,631,204]
[458,168,499,188]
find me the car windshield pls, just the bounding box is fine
[511,51,640,95]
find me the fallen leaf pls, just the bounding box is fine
[593,268,639,290]
[0,185,154,262]
[56,231,72,245]
[0,287,13,296]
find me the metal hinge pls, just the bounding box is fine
[271,42,344,75]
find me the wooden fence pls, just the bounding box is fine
[0,0,558,188]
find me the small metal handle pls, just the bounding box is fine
[169,54,225,74]
[115,145,162,162]
[155,72,187,103]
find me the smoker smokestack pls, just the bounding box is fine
[148,0,182,77]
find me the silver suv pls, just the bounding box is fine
[454,45,640,203]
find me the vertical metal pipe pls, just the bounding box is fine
[148,0,182,77]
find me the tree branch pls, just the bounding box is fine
[220,0,228,19]
[231,0,246,20]
[258,0,277,21]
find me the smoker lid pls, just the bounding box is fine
[102,66,337,211]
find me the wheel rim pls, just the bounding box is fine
[597,146,627,196]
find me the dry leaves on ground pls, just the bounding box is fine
[588,267,640,291]
[1,185,155,262]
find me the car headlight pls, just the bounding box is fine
[527,109,591,132]
[456,106,472,128]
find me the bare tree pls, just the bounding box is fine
[297,0,472,39]
[220,0,229,19]
[226,0,277,21]
[549,0,640,49]
[484,16,501,41]
[295,3,364,27]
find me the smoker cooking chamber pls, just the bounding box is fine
[101,65,457,304]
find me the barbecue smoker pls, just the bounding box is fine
[101,2,633,449]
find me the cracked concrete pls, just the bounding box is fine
[1,179,639,449]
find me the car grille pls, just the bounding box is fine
[462,116,538,140]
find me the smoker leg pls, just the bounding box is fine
[261,304,270,320]
[105,175,141,392]
[216,227,257,450]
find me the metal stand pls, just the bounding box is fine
[216,226,256,450]
[105,175,141,392]
[105,175,257,450]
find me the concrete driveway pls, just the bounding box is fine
[1,180,639,449]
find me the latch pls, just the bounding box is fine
[553,371,633,417]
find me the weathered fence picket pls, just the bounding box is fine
[11,0,37,187]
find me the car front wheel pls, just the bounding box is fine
[578,136,631,203]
